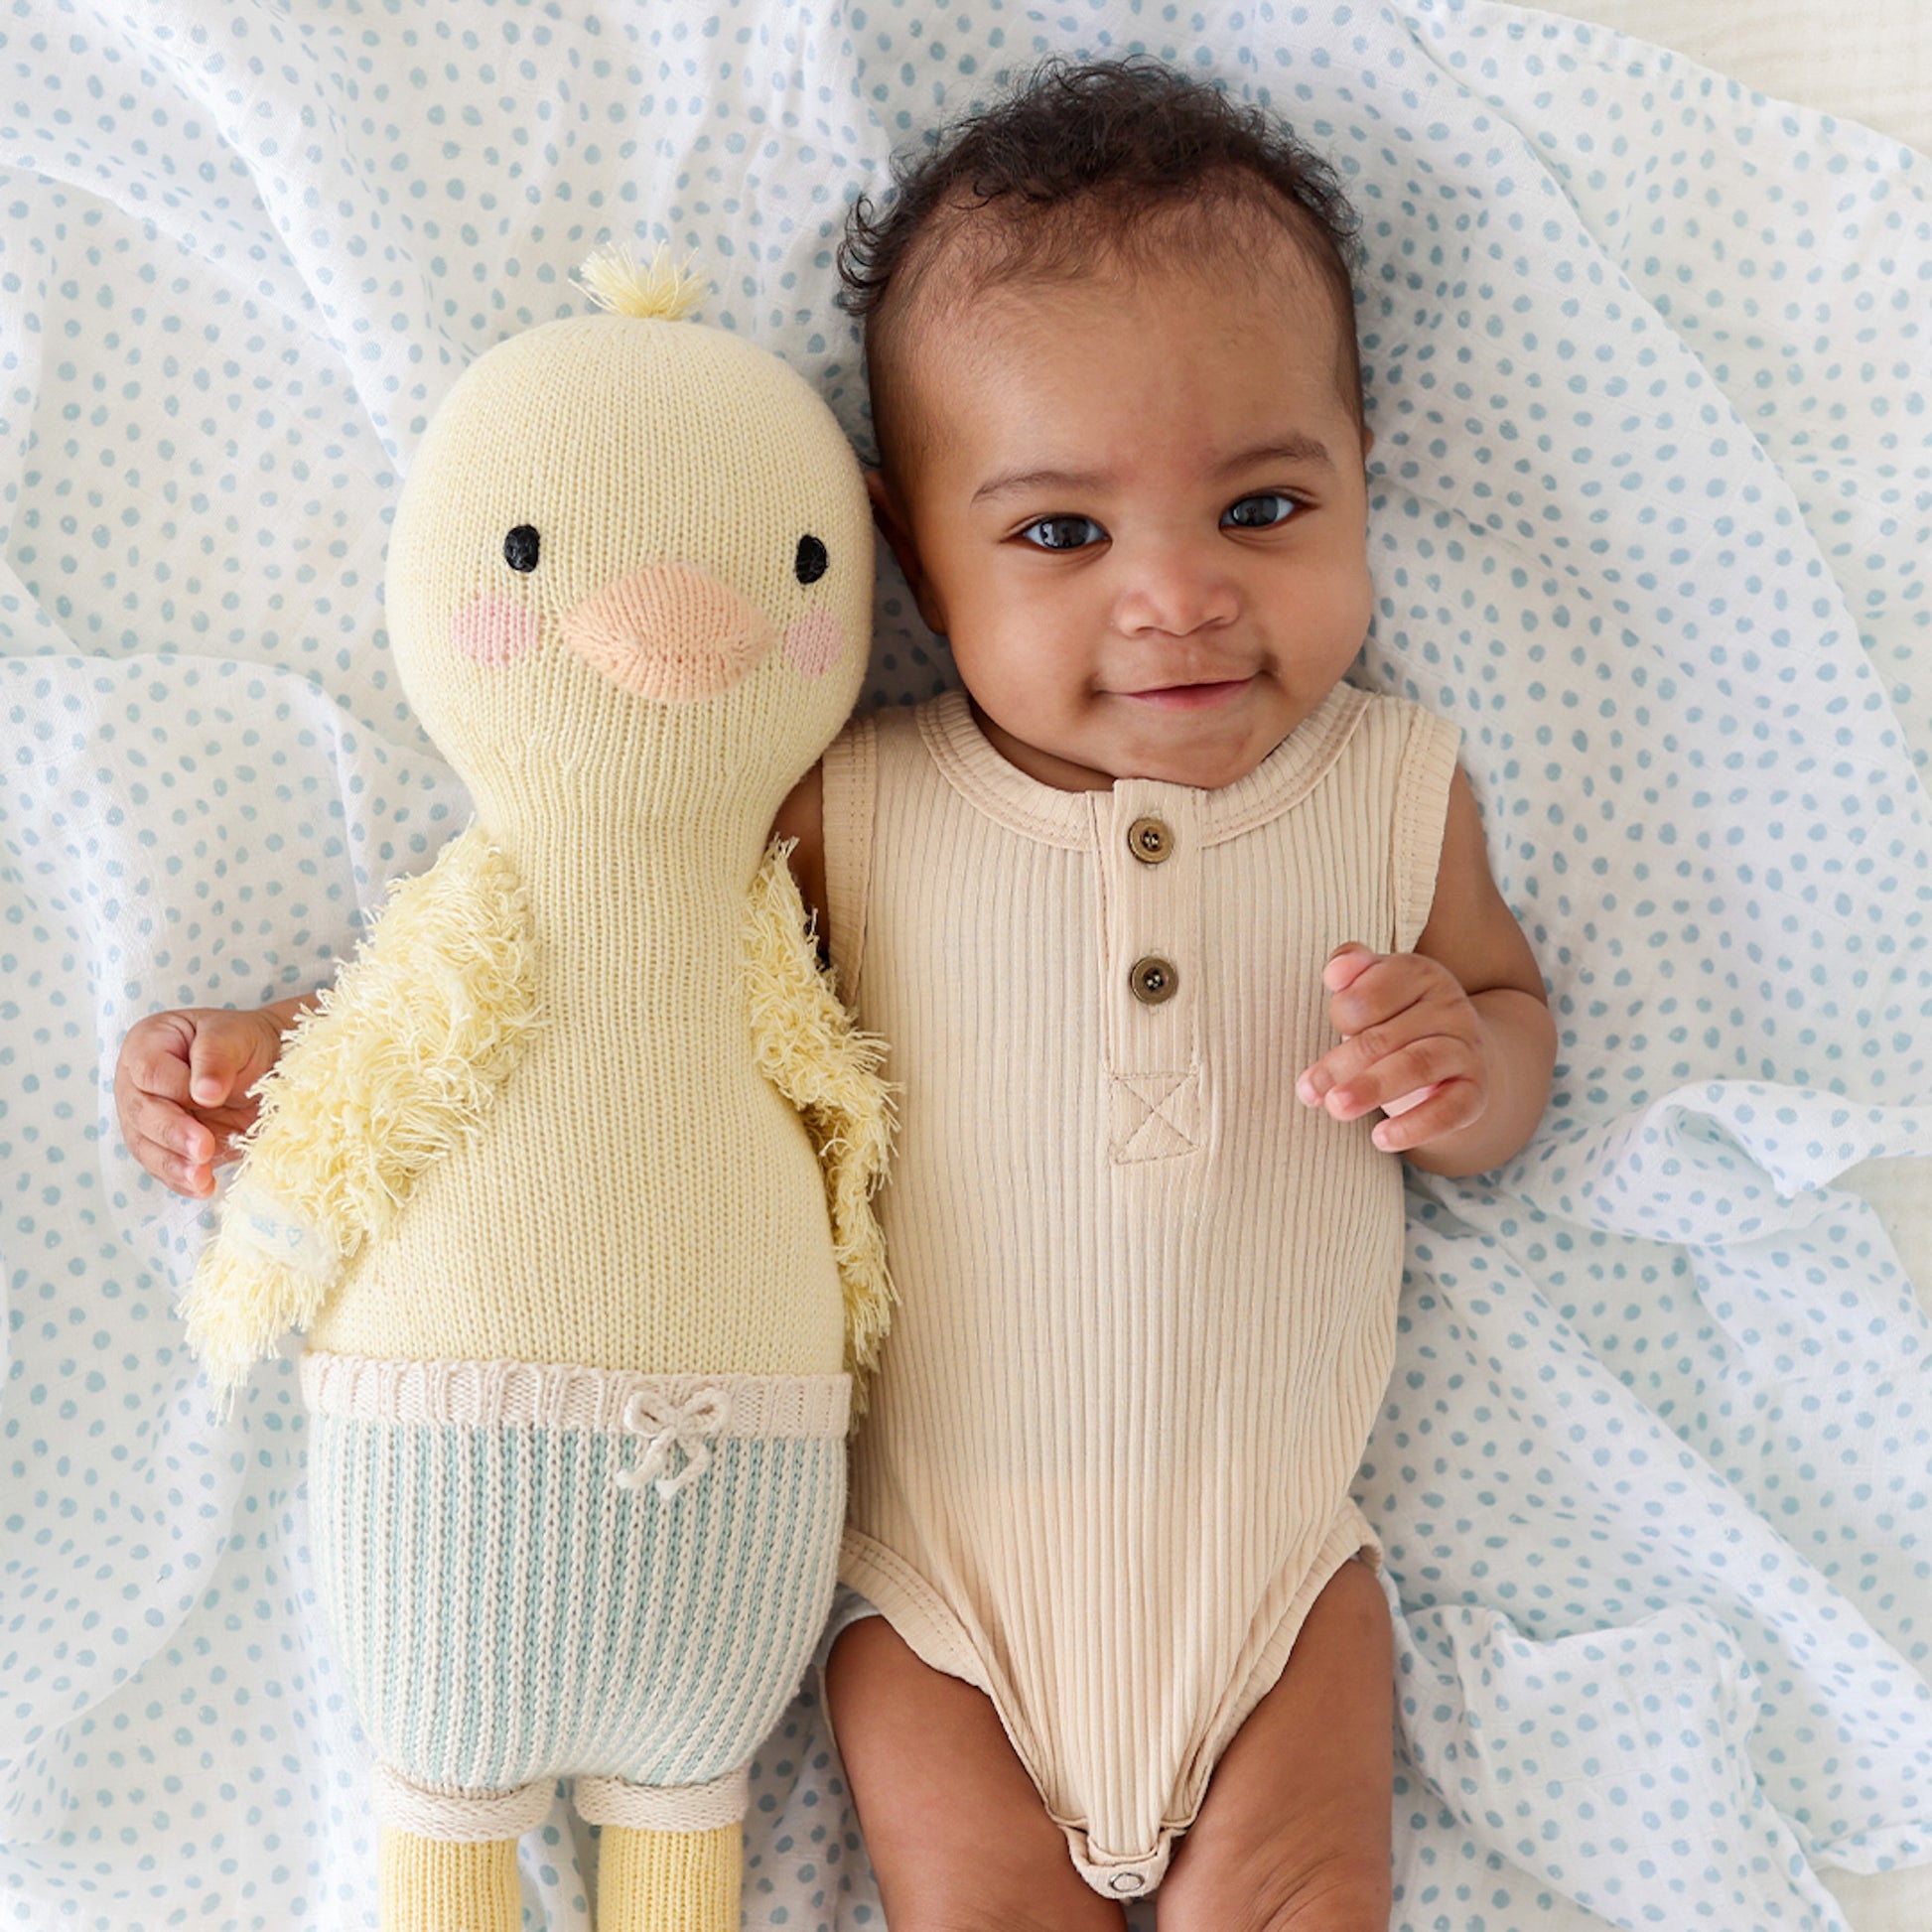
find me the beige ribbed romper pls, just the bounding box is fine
[820,681,1460,1899]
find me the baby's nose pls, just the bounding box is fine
[562,561,774,701]
[1116,538,1239,635]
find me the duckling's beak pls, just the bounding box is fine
[562,561,774,702]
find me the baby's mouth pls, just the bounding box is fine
[1117,676,1255,711]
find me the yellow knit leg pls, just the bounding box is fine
[596,1823,741,1932]
[378,1827,522,1932]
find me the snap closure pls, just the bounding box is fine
[1127,814,1173,864]
[1129,956,1178,1006]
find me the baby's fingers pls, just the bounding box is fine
[114,1008,272,1195]
[1367,1078,1485,1154]
[1320,942,1383,997]
[117,1086,226,1194]
[1323,946,1448,1034]
[1299,1027,1471,1120]
[186,1017,257,1107]
[128,1129,218,1197]
[117,1011,196,1106]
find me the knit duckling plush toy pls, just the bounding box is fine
[178,247,892,1932]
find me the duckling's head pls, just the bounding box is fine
[385,247,871,831]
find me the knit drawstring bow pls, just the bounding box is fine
[616,1387,733,1499]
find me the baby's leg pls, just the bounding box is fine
[1157,1555,1394,1932]
[824,1615,1129,1932]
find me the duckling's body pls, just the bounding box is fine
[181,259,888,1932]
[306,815,848,1376]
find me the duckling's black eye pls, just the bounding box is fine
[794,534,828,585]
[504,525,540,573]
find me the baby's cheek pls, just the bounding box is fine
[452,593,540,667]
[782,609,847,679]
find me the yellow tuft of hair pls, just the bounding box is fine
[178,825,542,1415]
[575,239,708,322]
[742,842,897,1412]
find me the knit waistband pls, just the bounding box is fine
[299,1350,851,1438]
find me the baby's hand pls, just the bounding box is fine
[114,1005,297,1197]
[1296,943,1487,1156]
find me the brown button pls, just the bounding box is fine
[1129,955,1178,1006]
[1127,814,1173,864]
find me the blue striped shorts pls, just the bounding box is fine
[302,1351,848,1840]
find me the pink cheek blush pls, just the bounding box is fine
[782,608,847,679]
[451,593,540,668]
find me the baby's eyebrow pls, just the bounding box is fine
[1222,435,1335,474]
[971,435,1334,506]
[971,465,1106,506]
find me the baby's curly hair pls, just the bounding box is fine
[837,56,1365,481]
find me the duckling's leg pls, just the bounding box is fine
[379,1827,522,1932]
[579,1771,746,1932]
[596,1823,741,1932]
[368,1767,551,1931]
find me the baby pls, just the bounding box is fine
[117,58,1555,1932]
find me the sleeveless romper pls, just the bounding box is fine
[820,683,1459,1899]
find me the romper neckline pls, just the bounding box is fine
[916,681,1374,850]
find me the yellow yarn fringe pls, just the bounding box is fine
[179,825,541,1409]
[575,240,707,322]
[742,841,897,1409]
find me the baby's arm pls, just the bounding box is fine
[770,759,829,936]
[1297,765,1555,1178]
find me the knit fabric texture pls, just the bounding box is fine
[377,1833,521,1932]
[305,1353,846,1819]
[596,1823,741,1932]
[295,309,880,1377]
[176,284,885,1922]
[824,682,1460,1898]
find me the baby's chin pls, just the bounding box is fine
[1099,688,1315,789]
[973,685,1315,792]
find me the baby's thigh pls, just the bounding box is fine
[824,1614,1128,1932]
[1157,1555,1394,1932]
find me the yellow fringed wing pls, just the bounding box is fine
[742,841,897,1407]
[178,825,541,1409]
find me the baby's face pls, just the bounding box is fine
[873,229,1374,792]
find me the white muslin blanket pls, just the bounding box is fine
[1,2,1928,1929]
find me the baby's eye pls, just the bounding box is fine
[1221,494,1298,530]
[1021,515,1105,551]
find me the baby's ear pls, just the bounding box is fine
[865,469,947,637]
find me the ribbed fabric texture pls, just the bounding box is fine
[597,1824,741,1932]
[300,1350,850,1437]
[308,1380,845,1803]
[378,1831,520,1932]
[824,683,1459,1894]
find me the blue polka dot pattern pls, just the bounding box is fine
[1,0,1928,1928]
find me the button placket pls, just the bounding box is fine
[1096,783,1201,1163]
